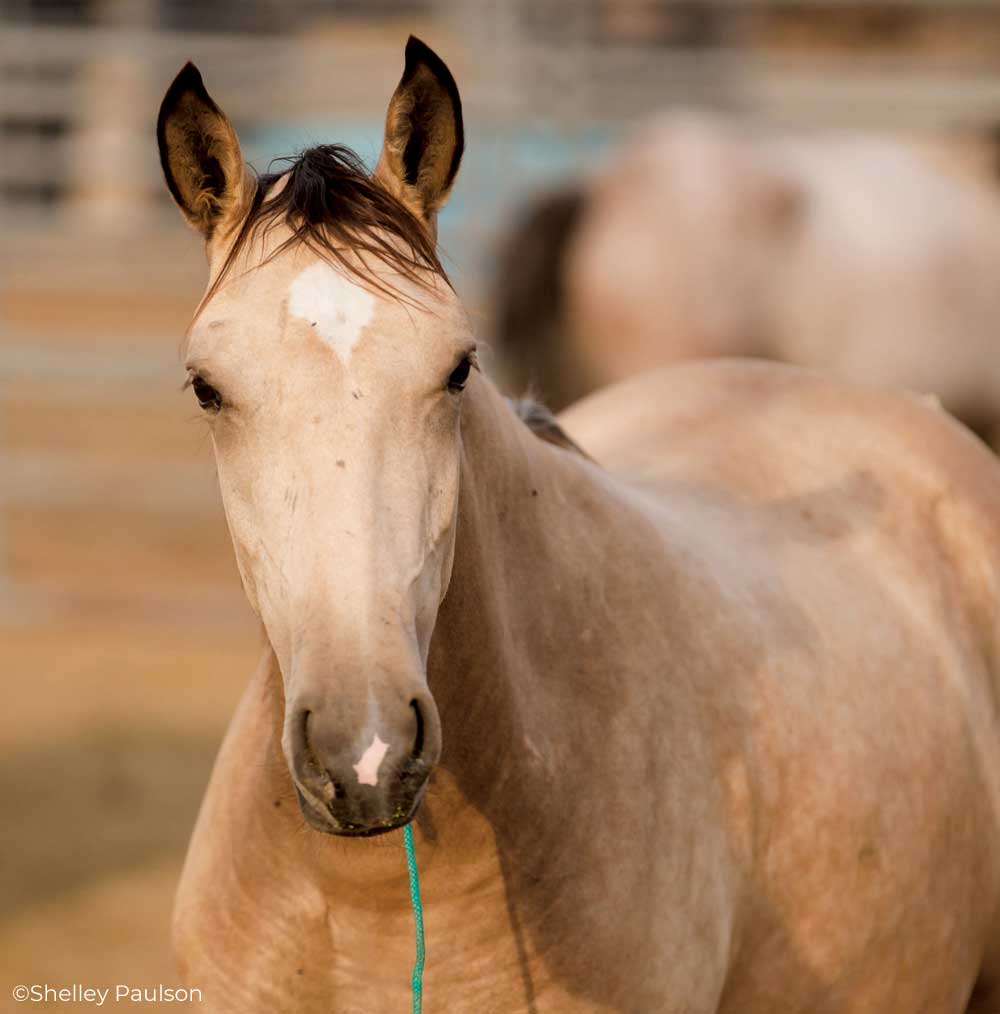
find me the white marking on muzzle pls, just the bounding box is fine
[353,733,390,787]
[288,261,375,364]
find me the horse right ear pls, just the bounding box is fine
[157,63,246,240]
[374,37,463,231]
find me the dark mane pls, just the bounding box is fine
[206,144,449,306]
[509,397,589,457]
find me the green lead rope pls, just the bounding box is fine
[403,823,425,1013]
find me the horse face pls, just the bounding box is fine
[159,39,467,835]
[194,253,472,833]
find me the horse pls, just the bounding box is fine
[158,38,1000,1012]
[494,112,1000,450]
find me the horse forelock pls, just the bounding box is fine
[200,144,450,316]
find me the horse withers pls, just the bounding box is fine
[159,38,1000,1013]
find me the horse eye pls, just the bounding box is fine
[191,376,222,412]
[447,355,473,393]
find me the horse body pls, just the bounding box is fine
[499,113,1000,445]
[176,360,1000,1011]
[765,135,1000,420]
[560,361,1000,1010]
[174,369,737,1013]
[158,44,1000,1012]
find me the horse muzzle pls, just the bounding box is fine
[283,689,440,836]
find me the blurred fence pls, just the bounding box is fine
[6,2,1000,225]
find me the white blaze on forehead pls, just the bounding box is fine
[288,261,375,363]
[353,733,390,787]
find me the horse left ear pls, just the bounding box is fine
[374,36,464,230]
[157,62,246,240]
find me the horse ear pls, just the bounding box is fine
[374,36,464,229]
[157,62,246,240]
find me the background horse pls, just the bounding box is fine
[495,112,1000,450]
[159,39,1000,1013]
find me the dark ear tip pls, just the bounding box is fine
[402,35,455,89]
[404,35,432,63]
[175,61,204,86]
[158,61,222,147]
[160,61,209,113]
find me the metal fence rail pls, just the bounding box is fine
[4,2,1000,216]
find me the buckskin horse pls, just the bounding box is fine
[494,112,1000,448]
[158,37,1000,1013]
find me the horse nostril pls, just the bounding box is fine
[300,709,345,799]
[410,698,425,761]
[301,709,320,774]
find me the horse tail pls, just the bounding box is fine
[492,186,585,410]
[988,121,1000,184]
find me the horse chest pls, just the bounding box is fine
[179,842,621,1013]
[322,883,619,1013]
[178,773,661,1013]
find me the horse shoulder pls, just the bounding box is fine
[172,648,336,1011]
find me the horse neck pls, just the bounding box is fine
[428,376,669,818]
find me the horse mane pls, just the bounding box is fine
[204,144,449,308]
[509,397,588,456]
